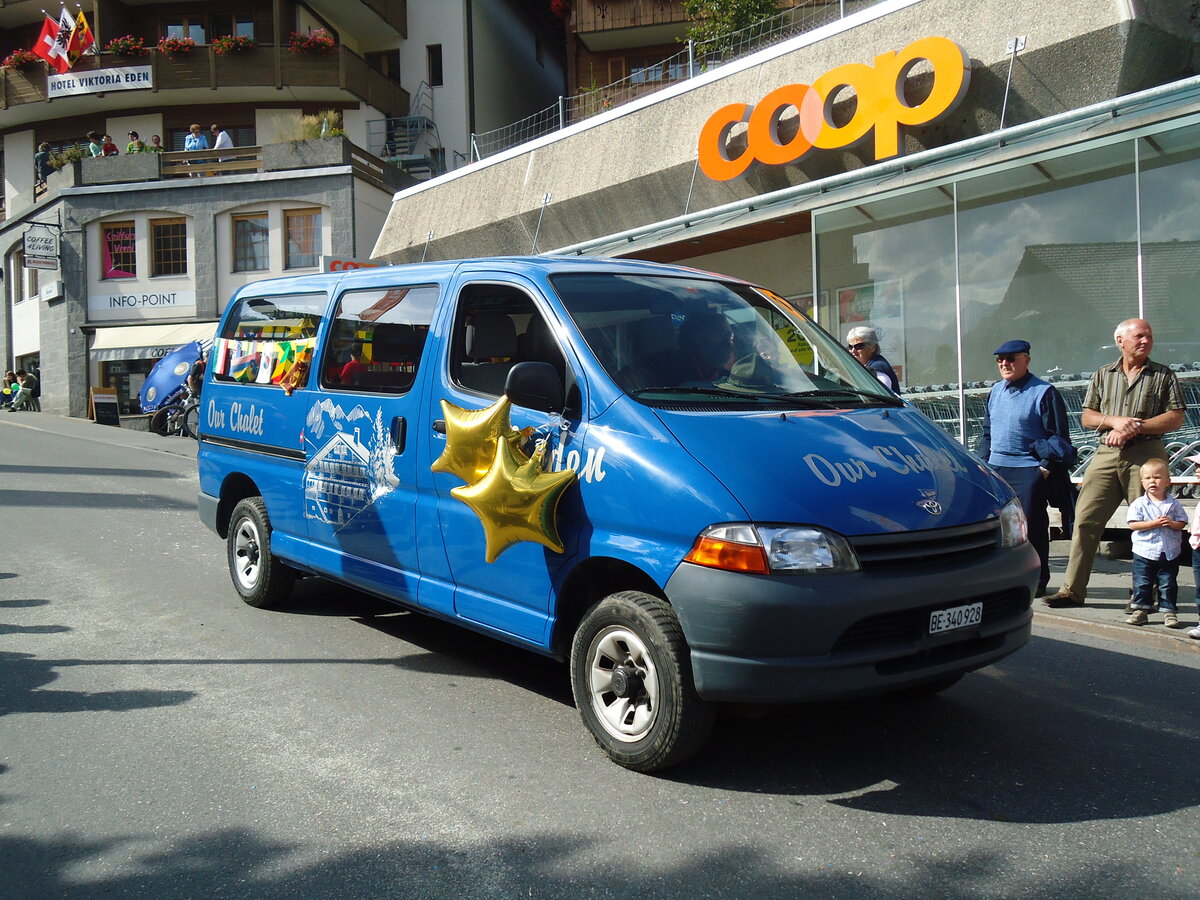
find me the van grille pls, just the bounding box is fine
[831,588,1030,654]
[850,520,1001,569]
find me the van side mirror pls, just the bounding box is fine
[506,361,564,413]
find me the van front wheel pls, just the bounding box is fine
[227,497,294,608]
[570,591,713,772]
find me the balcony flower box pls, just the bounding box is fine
[2,48,42,70]
[103,35,149,58]
[157,36,197,58]
[288,29,336,55]
[212,34,257,55]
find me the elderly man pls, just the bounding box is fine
[1045,318,1185,608]
[846,326,899,393]
[978,340,1073,597]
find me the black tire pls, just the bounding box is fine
[149,407,173,436]
[226,497,295,608]
[570,591,714,772]
[181,402,200,439]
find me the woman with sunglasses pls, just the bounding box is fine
[845,326,899,394]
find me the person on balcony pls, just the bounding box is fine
[34,143,53,191]
[185,124,208,175]
[211,124,233,162]
[126,131,147,153]
[101,134,119,157]
[86,131,103,157]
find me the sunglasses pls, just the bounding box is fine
[995,354,1022,363]
[848,343,868,352]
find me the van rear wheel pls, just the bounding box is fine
[227,497,294,608]
[570,591,713,772]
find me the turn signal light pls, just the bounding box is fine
[684,534,769,574]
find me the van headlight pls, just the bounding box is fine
[684,523,860,575]
[998,498,1028,547]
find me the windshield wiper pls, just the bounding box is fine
[631,386,836,407]
[783,387,905,407]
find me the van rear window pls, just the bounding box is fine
[212,292,326,391]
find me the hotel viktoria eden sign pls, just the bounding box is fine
[698,36,970,180]
[48,65,153,99]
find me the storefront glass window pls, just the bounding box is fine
[1137,122,1200,366]
[956,142,1137,385]
[815,187,956,393]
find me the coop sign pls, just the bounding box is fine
[697,36,970,181]
[48,65,153,99]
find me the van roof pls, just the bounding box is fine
[228,256,746,299]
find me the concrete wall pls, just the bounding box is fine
[372,0,1197,263]
[4,129,37,220]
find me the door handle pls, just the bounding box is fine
[391,416,407,452]
[432,418,446,434]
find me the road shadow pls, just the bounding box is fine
[0,465,177,479]
[0,650,196,718]
[670,633,1199,825]
[269,576,571,705]
[0,490,194,512]
[0,825,1156,899]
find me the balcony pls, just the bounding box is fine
[572,0,691,35]
[0,45,409,124]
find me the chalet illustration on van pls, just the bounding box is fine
[304,429,371,527]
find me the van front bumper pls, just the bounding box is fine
[663,544,1037,703]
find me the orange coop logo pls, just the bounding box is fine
[697,36,970,181]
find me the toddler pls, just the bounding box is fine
[1126,458,1188,627]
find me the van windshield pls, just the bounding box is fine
[549,273,902,409]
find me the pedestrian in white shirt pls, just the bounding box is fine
[1125,458,1188,628]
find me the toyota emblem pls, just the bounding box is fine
[918,499,942,515]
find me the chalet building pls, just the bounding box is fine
[0,0,565,416]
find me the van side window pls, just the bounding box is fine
[212,292,325,388]
[451,284,566,397]
[320,285,437,394]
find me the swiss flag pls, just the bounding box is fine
[31,15,70,74]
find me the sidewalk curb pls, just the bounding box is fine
[1033,610,1200,654]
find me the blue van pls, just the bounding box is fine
[197,256,1036,771]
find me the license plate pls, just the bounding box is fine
[929,601,982,634]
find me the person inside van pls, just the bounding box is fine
[678,311,736,382]
[340,342,370,385]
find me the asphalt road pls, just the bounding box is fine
[1,419,1198,899]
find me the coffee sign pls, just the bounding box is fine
[24,224,59,270]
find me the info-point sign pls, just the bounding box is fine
[697,36,971,181]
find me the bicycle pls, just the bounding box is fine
[149,387,200,438]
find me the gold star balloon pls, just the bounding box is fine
[450,432,577,564]
[431,396,514,483]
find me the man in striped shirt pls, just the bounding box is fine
[1045,318,1185,608]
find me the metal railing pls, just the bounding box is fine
[470,0,878,161]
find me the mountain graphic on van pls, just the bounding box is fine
[305,397,371,441]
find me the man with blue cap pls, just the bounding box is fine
[978,339,1074,597]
